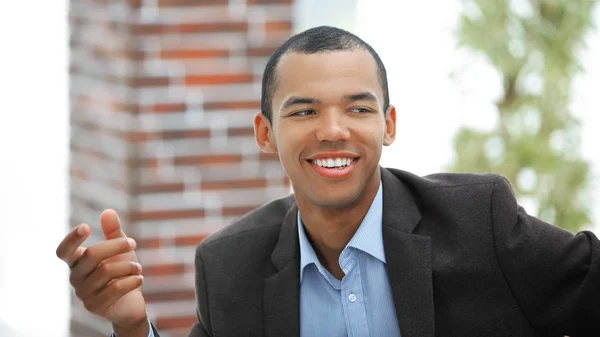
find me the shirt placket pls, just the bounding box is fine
[339,248,370,337]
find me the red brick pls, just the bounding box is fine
[145,289,196,303]
[129,0,143,8]
[137,183,185,193]
[129,131,158,142]
[139,237,162,249]
[161,49,230,60]
[134,129,212,141]
[201,178,268,190]
[175,234,208,246]
[178,22,247,34]
[70,1,295,335]
[227,127,255,137]
[155,316,198,331]
[266,28,292,42]
[173,154,243,165]
[143,263,186,276]
[131,24,164,35]
[131,76,170,87]
[247,47,277,57]
[132,22,248,35]
[163,129,211,139]
[265,21,292,31]
[126,50,146,61]
[139,154,243,168]
[259,152,281,161]
[153,103,187,113]
[203,101,260,110]
[158,0,226,7]
[185,73,254,86]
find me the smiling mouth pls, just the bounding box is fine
[308,157,355,169]
[306,157,358,178]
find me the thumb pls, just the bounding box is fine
[100,209,127,240]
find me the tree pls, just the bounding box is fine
[450,0,598,232]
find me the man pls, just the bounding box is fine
[56,26,600,337]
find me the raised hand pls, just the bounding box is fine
[56,209,149,336]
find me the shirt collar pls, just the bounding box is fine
[297,181,385,282]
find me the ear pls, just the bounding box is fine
[254,112,278,153]
[383,104,396,146]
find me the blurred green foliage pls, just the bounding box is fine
[450,0,598,232]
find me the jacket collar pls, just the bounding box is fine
[264,167,434,337]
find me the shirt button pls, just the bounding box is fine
[348,294,357,302]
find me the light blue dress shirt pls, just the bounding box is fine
[298,181,401,337]
[111,318,155,337]
[136,182,399,337]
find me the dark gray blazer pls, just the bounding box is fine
[152,167,600,337]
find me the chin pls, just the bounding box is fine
[307,189,362,209]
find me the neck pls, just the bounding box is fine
[297,171,380,279]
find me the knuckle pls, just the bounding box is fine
[83,300,96,312]
[121,238,133,251]
[74,287,84,299]
[110,280,123,293]
[98,262,111,275]
[69,272,77,285]
[131,262,141,274]
[81,248,93,261]
[55,246,64,259]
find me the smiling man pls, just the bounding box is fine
[56,26,600,337]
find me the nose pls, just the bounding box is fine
[315,111,350,142]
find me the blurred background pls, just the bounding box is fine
[1,0,599,336]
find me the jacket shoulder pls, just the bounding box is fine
[383,167,517,209]
[385,167,506,190]
[422,171,503,188]
[198,193,296,250]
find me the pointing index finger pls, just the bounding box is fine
[56,223,91,267]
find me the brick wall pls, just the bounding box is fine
[69,1,293,336]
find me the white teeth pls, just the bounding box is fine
[313,158,354,168]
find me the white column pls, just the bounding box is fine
[0,1,70,336]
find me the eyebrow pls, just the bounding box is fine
[343,92,378,102]
[281,96,321,110]
[281,92,377,111]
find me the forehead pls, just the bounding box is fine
[272,50,382,107]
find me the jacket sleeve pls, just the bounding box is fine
[490,176,600,335]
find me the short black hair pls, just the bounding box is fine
[260,26,390,122]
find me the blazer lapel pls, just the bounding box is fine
[264,204,301,337]
[381,168,435,337]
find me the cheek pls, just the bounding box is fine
[350,123,385,149]
[273,129,300,161]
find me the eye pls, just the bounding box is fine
[291,109,315,116]
[349,107,373,113]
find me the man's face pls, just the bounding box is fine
[254,50,396,209]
